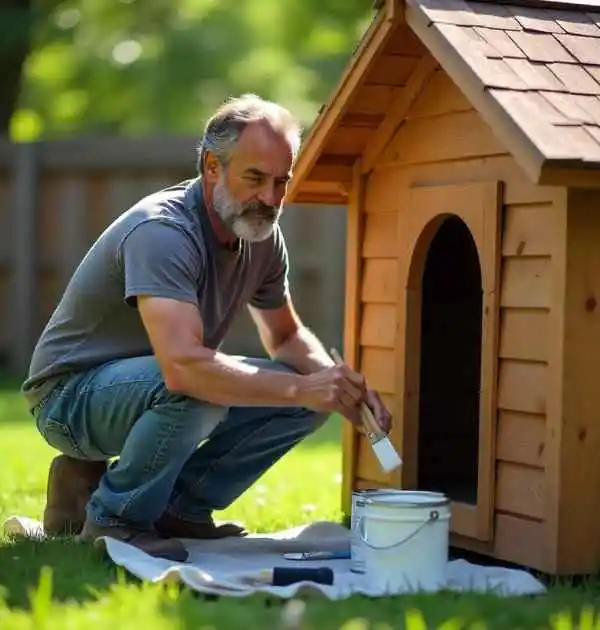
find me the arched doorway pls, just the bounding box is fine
[417,215,482,506]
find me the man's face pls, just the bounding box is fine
[207,121,294,242]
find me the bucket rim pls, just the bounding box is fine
[352,489,402,496]
[362,490,450,508]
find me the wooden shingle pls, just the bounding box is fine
[570,94,600,123]
[556,33,600,63]
[585,65,600,83]
[465,2,522,29]
[586,13,600,28]
[419,0,482,26]
[541,91,596,122]
[519,91,574,124]
[548,62,600,94]
[491,89,576,157]
[437,23,529,88]
[557,124,600,160]
[548,10,600,36]
[504,57,567,90]
[507,31,576,62]
[584,124,600,143]
[475,27,527,58]
[506,6,566,33]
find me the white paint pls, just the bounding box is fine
[357,490,451,593]
[371,435,402,472]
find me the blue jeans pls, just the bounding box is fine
[34,355,328,527]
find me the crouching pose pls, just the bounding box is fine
[22,94,391,562]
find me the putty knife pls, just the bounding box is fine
[331,348,402,473]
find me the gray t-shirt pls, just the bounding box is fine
[21,177,290,410]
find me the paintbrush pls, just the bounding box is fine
[330,348,402,473]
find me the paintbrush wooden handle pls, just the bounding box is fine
[330,348,384,438]
[359,401,385,438]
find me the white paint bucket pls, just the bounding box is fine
[358,490,450,593]
[350,489,404,574]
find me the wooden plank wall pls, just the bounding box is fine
[0,138,346,374]
[350,70,560,570]
[552,188,600,574]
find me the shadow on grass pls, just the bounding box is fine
[0,370,25,391]
[3,534,600,627]
[0,535,134,609]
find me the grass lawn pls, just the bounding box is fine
[1,379,600,629]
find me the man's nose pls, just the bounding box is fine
[258,182,278,207]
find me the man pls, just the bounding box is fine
[22,94,391,563]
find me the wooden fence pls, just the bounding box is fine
[0,136,347,375]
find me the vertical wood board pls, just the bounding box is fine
[341,160,366,516]
[554,188,600,573]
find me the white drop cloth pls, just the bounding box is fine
[3,516,546,599]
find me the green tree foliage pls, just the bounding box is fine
[9,0,372,141]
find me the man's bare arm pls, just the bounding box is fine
[249,297,392,431]
[137,295,366,418]
[137,296,305,407]
[247,298,335,375]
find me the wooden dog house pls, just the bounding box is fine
[286,0,600,576]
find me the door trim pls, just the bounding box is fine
[393,181,502,542]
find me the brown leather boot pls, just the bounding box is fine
[154,511,247,539]
[43,455,107,536]
[79,519,189,562]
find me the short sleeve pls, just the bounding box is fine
[119,219,202,308]
[249,225,290,310]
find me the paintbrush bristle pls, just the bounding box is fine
[371,436,403,473]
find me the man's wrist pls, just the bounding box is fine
[272,326,334,375]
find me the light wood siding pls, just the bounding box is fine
[496,196,554,532]
[553,189,600,574]
[351,70,558,570]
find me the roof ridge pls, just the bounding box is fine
[472,0,600,11]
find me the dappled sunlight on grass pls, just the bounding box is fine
[220,443,344,532]
[2,383,600,627]
[0,386,344,612]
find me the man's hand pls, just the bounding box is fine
[296,364,367,426]
[365,389,392,434]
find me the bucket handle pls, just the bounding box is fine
[358,510,440,550]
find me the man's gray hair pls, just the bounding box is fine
[197,93,303,173]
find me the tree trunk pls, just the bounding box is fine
[0,0,33,137]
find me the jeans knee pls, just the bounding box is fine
[289,406,330,430]
[310,410,330,429]
[153,387,227,434]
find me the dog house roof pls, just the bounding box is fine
[287,0,600,204]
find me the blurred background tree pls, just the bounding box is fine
[0,0,371,142]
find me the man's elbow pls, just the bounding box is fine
[159,347,214,395]
[161,358,189,395]
[268,326,302,359]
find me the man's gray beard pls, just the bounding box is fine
[212,177,281,243]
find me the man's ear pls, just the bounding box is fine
[204,152,221,184]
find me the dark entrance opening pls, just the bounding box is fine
[417,215,482,505]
